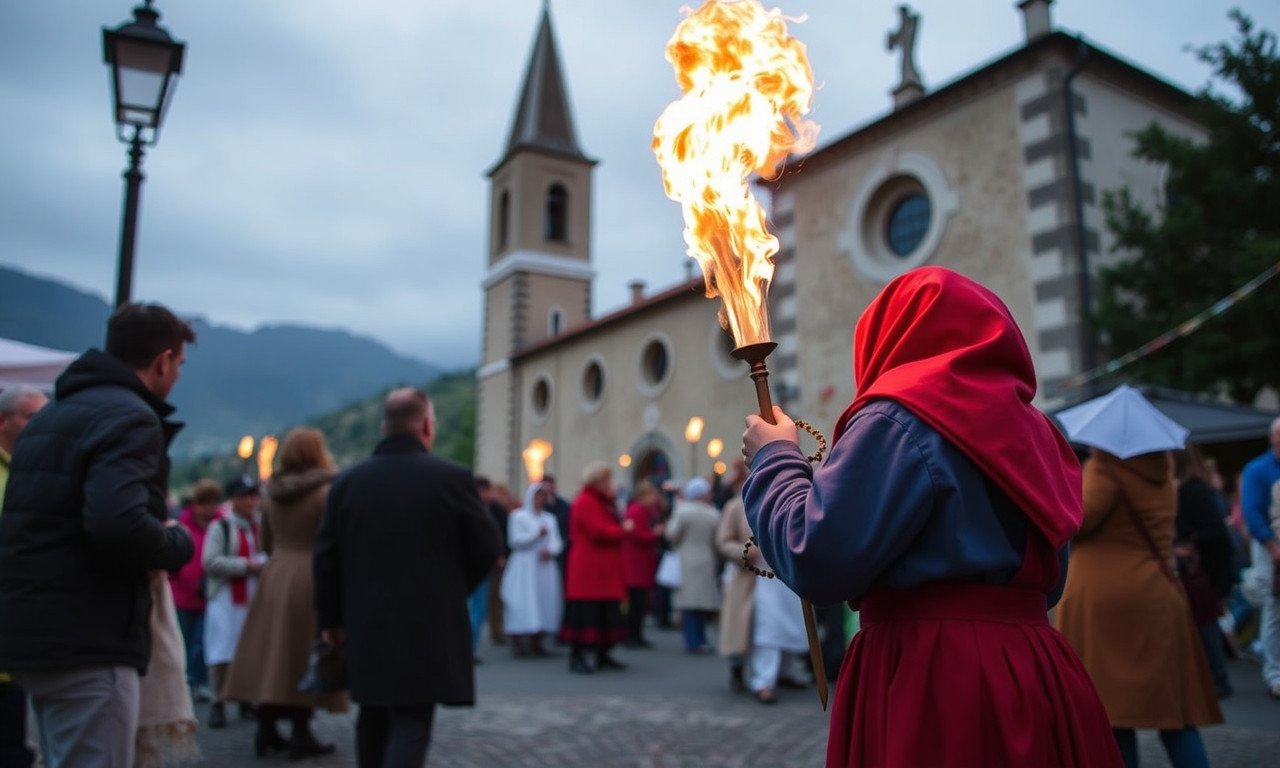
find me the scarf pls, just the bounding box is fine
[831,266,1082,548]
[228,517,258,605]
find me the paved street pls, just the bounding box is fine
[193,625,1280,767]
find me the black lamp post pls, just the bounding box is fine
[102,1,185,308]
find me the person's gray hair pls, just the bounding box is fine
[580,461,612,487]
[0,385,44,415]
[382,387,431,435]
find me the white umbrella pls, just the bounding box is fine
[1055,384,1190,459]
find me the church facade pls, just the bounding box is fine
[474,0,1205,494]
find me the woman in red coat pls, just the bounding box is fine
[559,462,636,674]
[621,480,666,649]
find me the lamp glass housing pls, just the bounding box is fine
[103,5,185,133]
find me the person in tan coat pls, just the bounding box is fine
[716,458,755,692]
[1055,448,1222,768]
[222,428,347,760]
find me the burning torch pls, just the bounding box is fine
[653,0,827,708]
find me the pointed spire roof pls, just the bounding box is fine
[499,5,591,165]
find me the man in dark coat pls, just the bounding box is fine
[315,387,501,768]
[0,303,196,768]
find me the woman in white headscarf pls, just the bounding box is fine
[500,483,564,657]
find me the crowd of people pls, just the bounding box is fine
[0,278,1278,767]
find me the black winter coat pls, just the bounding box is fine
[0,349,194,673]
[314,433,501,707]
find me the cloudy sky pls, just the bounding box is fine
[3,0,1274,368]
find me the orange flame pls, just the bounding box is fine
[653,0,819,347]
[257,435,279,481]
[236,435,254,460]
[522,438,553,483]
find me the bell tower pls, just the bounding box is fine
[475,4,596,484]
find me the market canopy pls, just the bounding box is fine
[0,337,76,391]
[1050,385,1277,446]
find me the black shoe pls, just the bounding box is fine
[288,733,336,762]
[569,657,594,675]
[239,702,257,721]
[730,664,746,693]
[596,654,628,671]
[255,724,289,757]
[207,702,226,729]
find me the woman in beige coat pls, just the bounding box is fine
[666,477,722,653]
[223,428,347,760]
[716,459,755,691]
[1055,449,1221,767]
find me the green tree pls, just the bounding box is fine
[1096,9,1280,403]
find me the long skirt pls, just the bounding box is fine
[558,599,625,647]
[826,582,1123,768]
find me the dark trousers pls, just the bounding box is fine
[175,608,208,688]
[625,587,650,643]
[1196,621,1231,697]
[0,681,34,768]
[356,704,435,768]
[653,585,674,627]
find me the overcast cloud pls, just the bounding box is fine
[2,0,1275,368]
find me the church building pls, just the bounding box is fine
[474,0,1206,495]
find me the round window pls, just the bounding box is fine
[530,376,551,419]
[885,193,931,256]
[637,334,675,397]
[641,340,668,386]
[581,358,605,409]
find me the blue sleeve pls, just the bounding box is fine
[1240,460,1276,543]
[743,407,936,606]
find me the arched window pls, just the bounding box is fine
[497,190,510,250]
[545,184,568,241]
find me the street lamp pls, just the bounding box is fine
[684,416,704,478]
[102,1,186,308]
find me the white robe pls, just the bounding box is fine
[500,507,564,634]
[752,570,808,653]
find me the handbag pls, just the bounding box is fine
[1175,542,1222,625]
[297,638,347,693]
[655,550,682,589]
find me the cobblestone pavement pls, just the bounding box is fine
[192,629,1280,767]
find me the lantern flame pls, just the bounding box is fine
[257,435,279,481]
[237,435,254,460]
[653,0,819,347]
[522,438,553,483]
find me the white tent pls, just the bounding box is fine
[0,337,76,391]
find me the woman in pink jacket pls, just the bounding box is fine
[168,478,223,701]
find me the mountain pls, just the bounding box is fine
[0,264,442,459]
[169,368,477,494]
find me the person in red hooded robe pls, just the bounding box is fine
[742,267,1121,768]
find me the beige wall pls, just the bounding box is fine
[489,155,593,265]
[481,276,517,365]
[786,80,1035,424]
[475,368,514,484]
[507,295,769,494]
[522,274,591,348]
[1074,74,1207,272]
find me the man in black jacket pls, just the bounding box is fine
[0,303,196,768]
[315,387,501,768]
